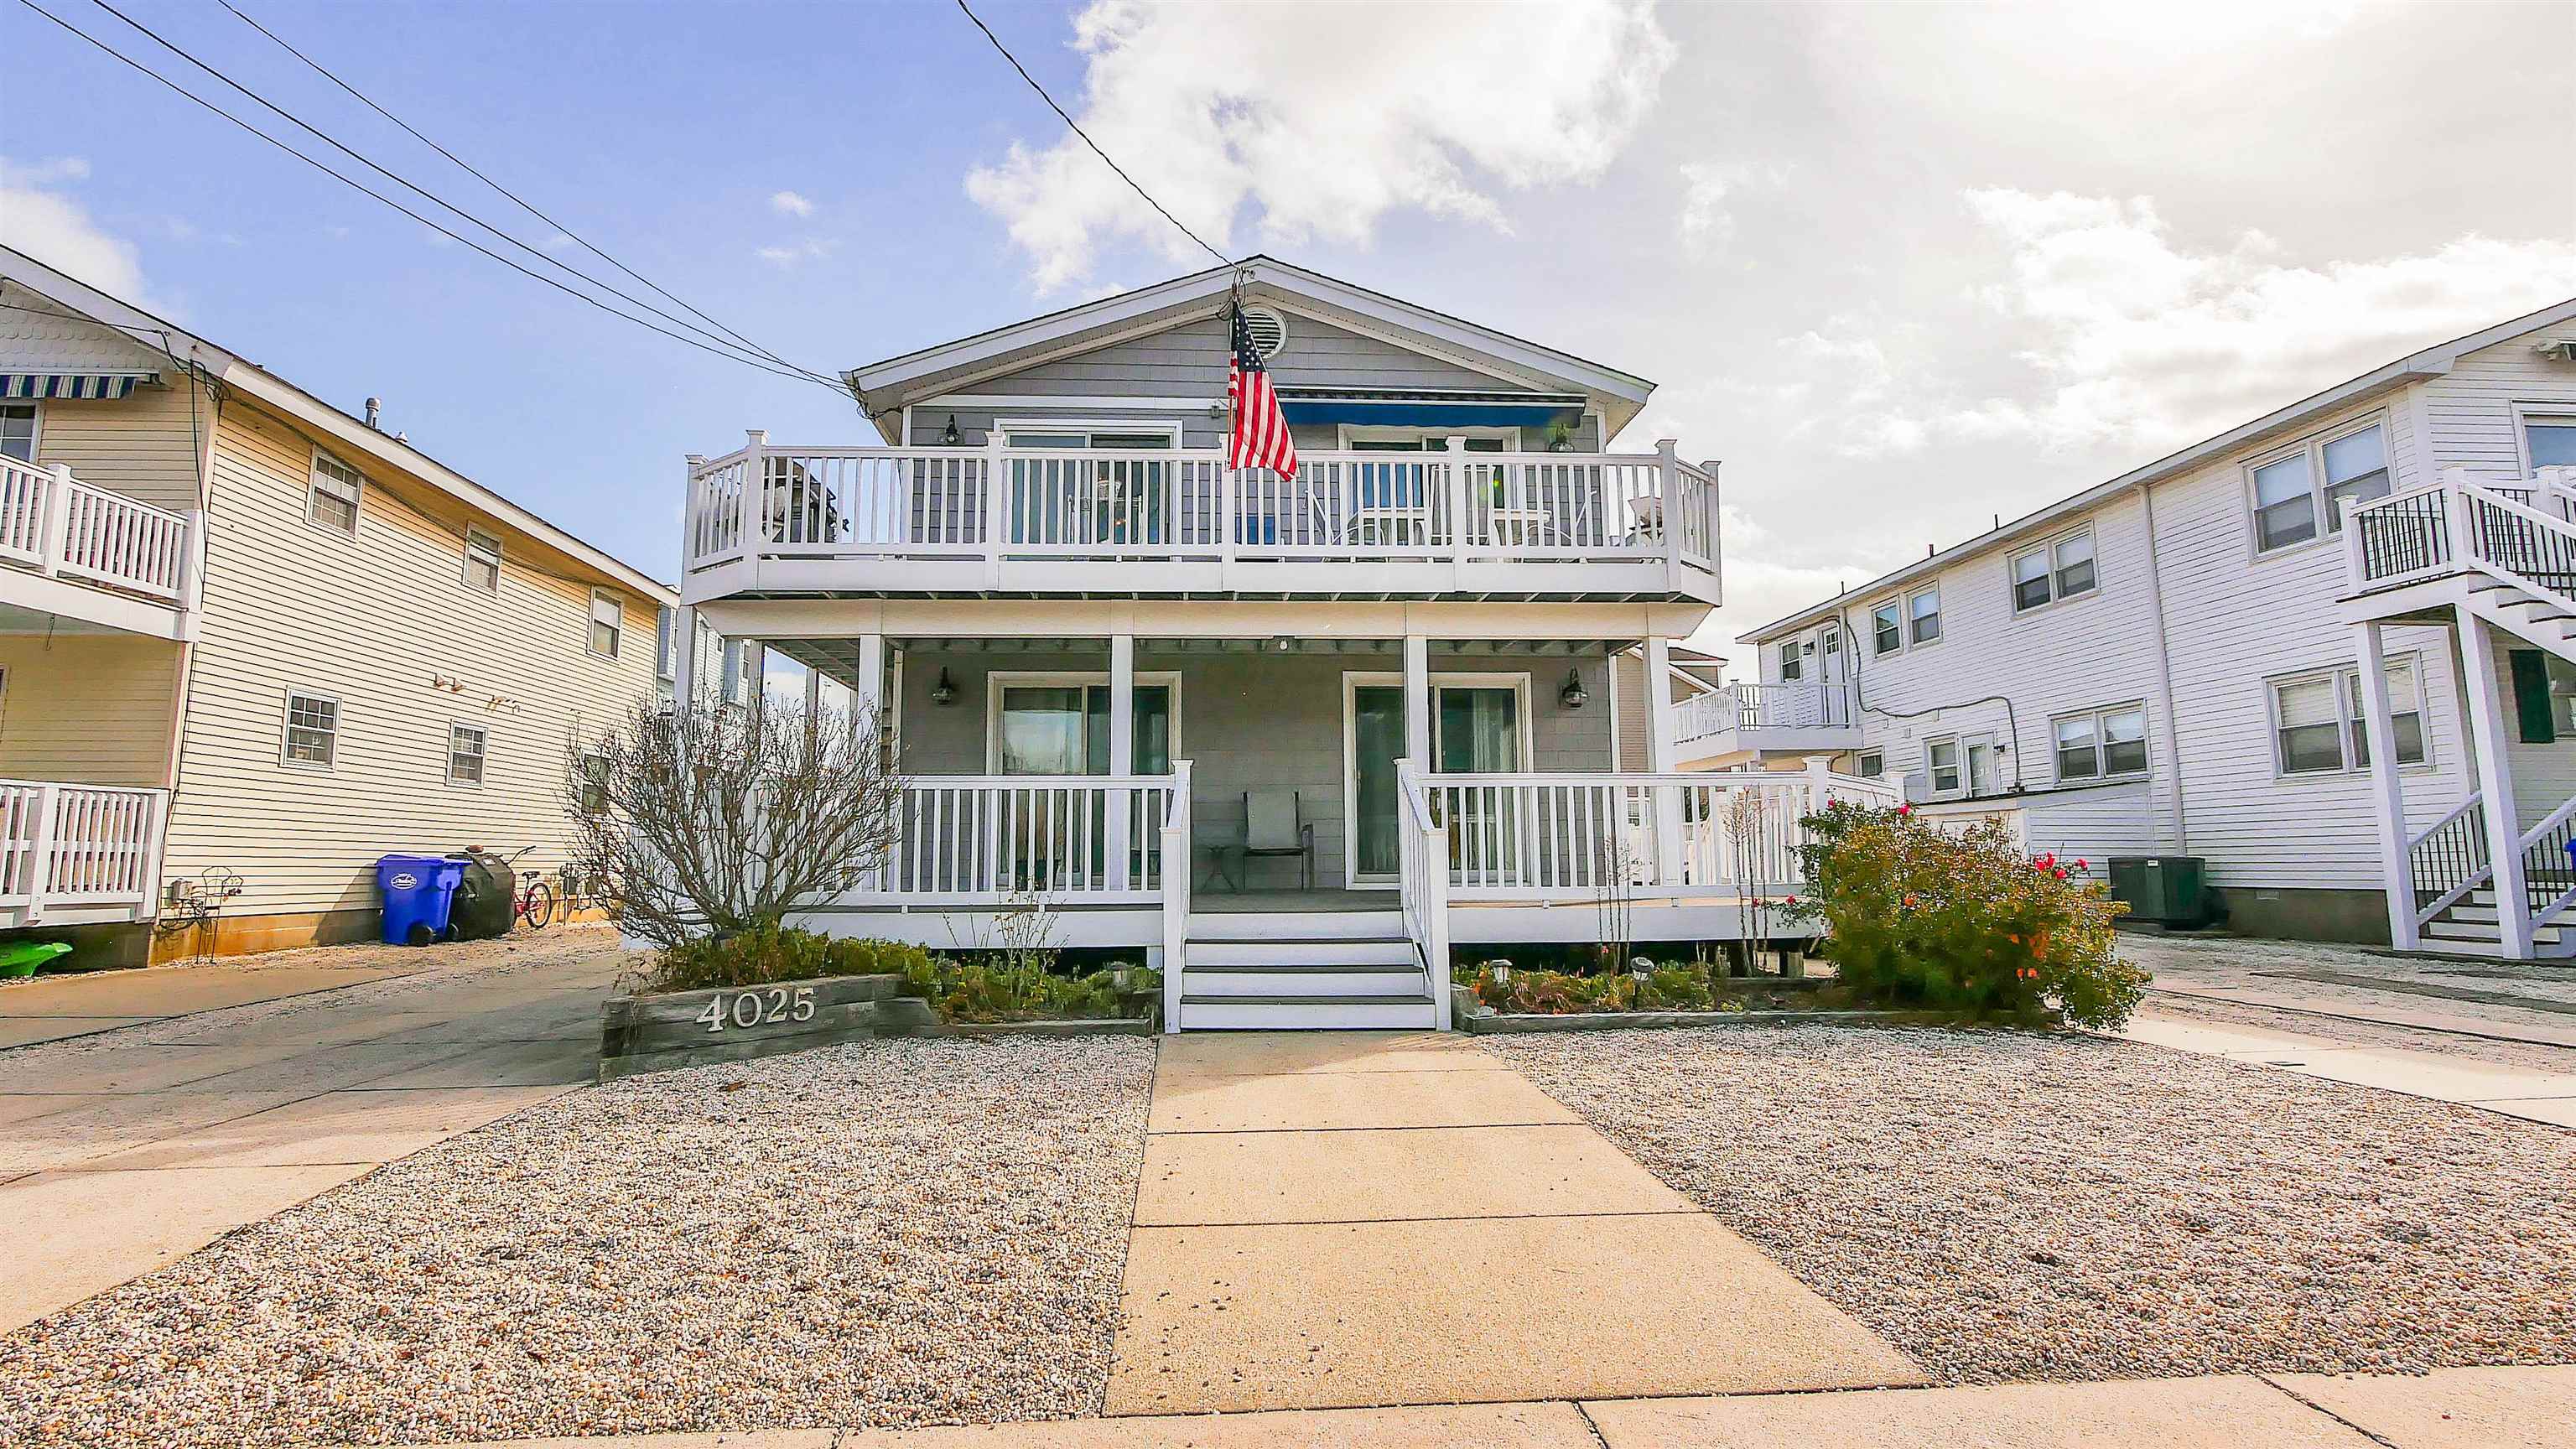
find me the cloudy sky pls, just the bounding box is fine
[6,0,2572,668]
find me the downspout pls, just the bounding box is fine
[2140,481,2190,853]
[156,348,223,925]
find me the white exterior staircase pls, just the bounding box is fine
[1176,910,1439,1030]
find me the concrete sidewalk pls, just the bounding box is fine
[1105,1031,1923,1415]
[392,1365,2576,1446]
[0,930,626,1332]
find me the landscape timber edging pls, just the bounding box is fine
[1451,987,1987,1034]
[599,973,902,1080]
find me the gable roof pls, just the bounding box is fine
[844,255,1656,444]
[0,245,673,603]
[1740,293,2576,646]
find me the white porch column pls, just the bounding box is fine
[1644,636,1685,884]
[850,634,886,730]
[1403,634,1431,770]
[2458,609,2534,958]
[1108,633,1135,891]
[741,641,767,730]
[2354,622,2418,950]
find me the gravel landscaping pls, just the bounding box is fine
[1485,1025,2576,1384]
[0,1035,1155,1446]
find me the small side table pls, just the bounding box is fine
[1197,844,1243,892]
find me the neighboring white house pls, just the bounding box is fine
[677,257,1888,1031]
[1731,297,2576,957]
[0,247,675,963]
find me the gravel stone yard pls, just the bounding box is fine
[0,1035,1155,1447]
[1486,1025,2576,1384]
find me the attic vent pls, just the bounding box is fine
[1240,306,1288,359]
[2537,338,2576,363]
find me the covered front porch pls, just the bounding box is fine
[692,603,1892,1028]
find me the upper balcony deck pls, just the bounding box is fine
[681,436,1720,605]
[0,455,198,639]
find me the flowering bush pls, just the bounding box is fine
[1784,802,2145,1029]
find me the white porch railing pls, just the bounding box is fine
[2406,792,2490,931]
[1396,758,1453,1030]
[684,438,1719,595]
[857,772,1182,905]
[0,458,195,606]
[1160,761,1193,1031]
[0,779,169,923]
[1674,679,1862,749]
[2346,466,2576,597]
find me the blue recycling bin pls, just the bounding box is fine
[377,854,465,946]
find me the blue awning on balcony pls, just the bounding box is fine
[1274,388,1584,431]
[1,372,154,400]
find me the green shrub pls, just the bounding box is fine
[641,927,936,994]
[1784,802,2145,1030]
[895,955,1161,1023]
[1457,961,1716,1014]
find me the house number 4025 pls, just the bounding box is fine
[695,986,817,1034]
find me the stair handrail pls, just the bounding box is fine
[2513,783,2576,932]
[2447,470,2576,609]
[1160,760,1192,1032]
[1394,758,1452,1029]
[2406,790,2489,928]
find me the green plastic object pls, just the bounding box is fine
[0,941,73,978]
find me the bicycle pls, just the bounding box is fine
[498,847,556,930]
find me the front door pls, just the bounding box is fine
[1345,678,1525,886]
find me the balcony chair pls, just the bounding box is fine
[1242,789,1316,891]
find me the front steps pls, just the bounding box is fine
[2418,889,2576,958]
[1177,910,1438,1030]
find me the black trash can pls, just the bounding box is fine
[449,850,517,940]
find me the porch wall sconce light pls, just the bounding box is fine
[938,414,963,446]
[930,667,958,706]
[1558,667,1589,709]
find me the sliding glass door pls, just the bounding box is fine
[1346,678,1526,886]
[995,680,1174,890]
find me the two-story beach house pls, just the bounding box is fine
[677,257,1888,1031]
[0,247,674,964]
[1728,297,2576,959]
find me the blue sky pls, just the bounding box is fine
[8,0,2573,666]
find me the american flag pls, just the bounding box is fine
[1227,301,1297,480]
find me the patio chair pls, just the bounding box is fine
[1242,789,1316,891]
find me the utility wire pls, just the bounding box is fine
[952,0,1232,270]
[75,0,839,386]
[205,0,808,378]
[13,0,843,391]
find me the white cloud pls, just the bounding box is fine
[1676,161,1784,258]
[1787,191,2576,460]
[755,238,836,267]
[0,164,151,304]
[965,0,1676,291]
[769,190,814,218]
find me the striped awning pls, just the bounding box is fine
[0,371,156,400]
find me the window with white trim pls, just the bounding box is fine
[1870,599,1902,655]
[2250,420,2390,553]
[588,590,624,659]
[1907,585,1941,645]
[462,527,501,594]
[1779,639,1805,681]
[2527,413,2576,470]
[0,403,34,462]
[1924,735,1961,796]
[2053,704,2148,782]
[655,608,679,683]
[1856,750,1883,779]
[283,690,340,768]
[2271,659,2425,775]
[579,750,610,813]
[2010,527,2096,611]
[447,723,488,786]
[309,449,362,534]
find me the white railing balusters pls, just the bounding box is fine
[0,458,193,605]
[1160,761,1192,1032]
[854,773,1178,905]
[0,778,168,922]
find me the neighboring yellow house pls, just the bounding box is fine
[0,247,673,964]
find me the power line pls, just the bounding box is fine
[12,0,844,392]
[75,0,839,387]
[952,0,1233,270]
[205,0,805,377]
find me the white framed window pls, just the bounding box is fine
[1907,585,1941,645]
[446,722,489,787]
[1924,735,1961,796]
[282,689,340,769]
[2248,419,2390,553]
[2053,703,2149,782]
[1855,749,1883,779]
[588,589,624,660]
[1870,599,1902,655]
[579,750,610,813]
[2524,411,2576,472]
[1779,639,1805,681]
[997,418,1185,450]
[2270,659,2426,776]
[308,449,362,535]
[2010,527,2096,612]
[0,402,36,462]
[655,608,679,683]
[462,527,502,594]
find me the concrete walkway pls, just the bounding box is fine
[2125,1010,2576,1127]
[0,930,626,1332]
[1105,1031,1924,1415]
[393,1364,2576,1446]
